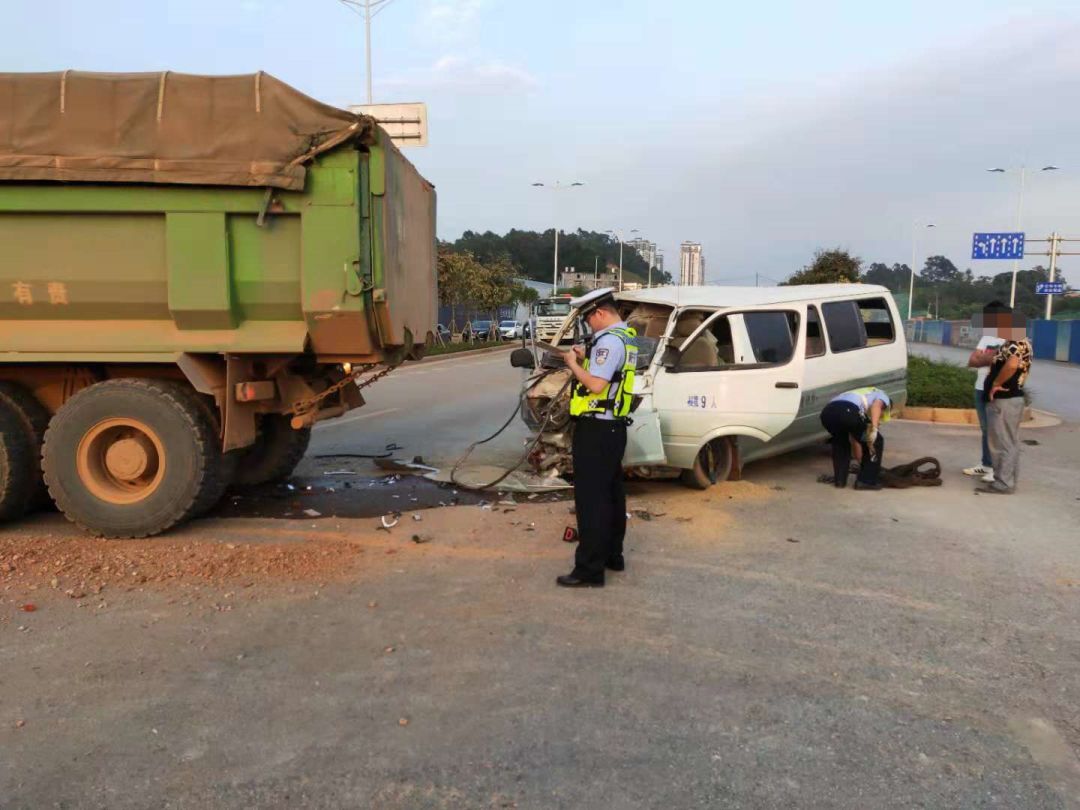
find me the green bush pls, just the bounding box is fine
[906,356,976,409]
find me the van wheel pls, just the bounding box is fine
[680,438,734,490]
[42,379,220,538]
[0,382,52,512]
[232,415,311,487]
[0,397,36,522]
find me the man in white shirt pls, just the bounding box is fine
[964,302,1005,483]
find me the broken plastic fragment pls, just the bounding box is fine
[381,515,399,529]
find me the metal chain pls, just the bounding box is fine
[290,364,395,416]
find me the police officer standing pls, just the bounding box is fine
[557,289,638,589]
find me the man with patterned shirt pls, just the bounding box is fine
[976,307,1032,495]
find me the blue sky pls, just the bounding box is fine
[6,0,1080,284]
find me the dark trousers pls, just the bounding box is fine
[820,401,883,487]
[571,417,627,581]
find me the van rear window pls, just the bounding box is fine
[821,301,867,352]
[857,297,896,345]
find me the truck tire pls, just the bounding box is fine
[680,438,734,490]
[0,398,36,522]
[186,394,240,518]
[42,379,221,538]
[0,381,52,512]
[232,414,311,487]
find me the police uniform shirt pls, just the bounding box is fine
[587,321,629,420]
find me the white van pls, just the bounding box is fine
[517,284,907,488]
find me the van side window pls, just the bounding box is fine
[821,300,867,352]
[857,297,895,345]
[676,315,733,371]
[744,311,797,365]
[806,305,826,357]
[676,312,796,370]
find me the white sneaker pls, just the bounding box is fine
[981,470,996,483]
[963,465,991,477]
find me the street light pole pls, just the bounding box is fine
[364,0,373,104]
[908,221,935,320]
[606,228,639,291]
[986,165,1058,307]
[532,181,584,293]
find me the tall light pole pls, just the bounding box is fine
[986,164,1059,307]
[908,221,935,320]
[339,0,400,104]
[606,228,639,291]
[532,181,584,292]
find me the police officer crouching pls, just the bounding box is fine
[557,288,638,589]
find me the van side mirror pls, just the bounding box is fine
[510,348,536,369]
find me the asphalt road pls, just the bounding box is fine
[301,347,531,477]
[909,342,1080,421]
[3,347,1080,808]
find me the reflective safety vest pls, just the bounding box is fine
[569,326,638,419]
[851,386,892,422]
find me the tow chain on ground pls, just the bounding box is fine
[290,364,395,418]
[449,368,573,491]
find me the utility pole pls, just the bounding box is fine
[338,0,401,104]
[1046,232,1059,320]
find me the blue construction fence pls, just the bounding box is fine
[906,318,1080,363]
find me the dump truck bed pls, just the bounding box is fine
[0,71,437,362]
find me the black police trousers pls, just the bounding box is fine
[820,401,883,487]
[571,417,628,582]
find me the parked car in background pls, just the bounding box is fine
[469,320,495,341]
[499,320,521,340]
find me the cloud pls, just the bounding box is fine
[575,17,1080,281]
[422,0,488,43]
[384,54,538,94]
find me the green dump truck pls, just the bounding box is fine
[0,71,436,537]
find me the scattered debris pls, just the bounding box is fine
[411,534,431,544]
[315,443,401,460]
[786,537,799,543]
[368,601,378,608]
[411,514,423,522]
[631,509,666,521]
[322,470,359,476]
[19,603,36,612]
[375,457,439,475]
[15,719,26,729]
[1022,439,1040,446]
[398,718,409,727]
[380,515,400,530]
[384,646,395,653]
[302,508,322,518]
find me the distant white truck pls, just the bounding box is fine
[529,295,574,343]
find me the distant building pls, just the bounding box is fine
[627,238,658,271]
[561,270,618,291]
[680,242,705,286]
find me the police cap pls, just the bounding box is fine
[570,287,617,317]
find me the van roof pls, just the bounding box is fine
[617,284,891,309]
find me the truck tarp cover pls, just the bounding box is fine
[0,71,376,190]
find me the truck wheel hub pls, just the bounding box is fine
[105,438,151,481]
[77,418,166,504]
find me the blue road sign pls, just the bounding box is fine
[1036,281,1066,295]
[972,232,1025,260]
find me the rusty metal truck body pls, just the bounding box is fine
[0,71,436,537]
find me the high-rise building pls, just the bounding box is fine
[627,238,657,272]
[680,242,705,286]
